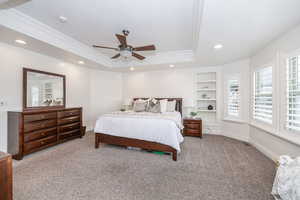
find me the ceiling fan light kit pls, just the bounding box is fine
[93,29,156,60]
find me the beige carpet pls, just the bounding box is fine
[13,132,276,200]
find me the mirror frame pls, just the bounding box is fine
[23,68,66,111]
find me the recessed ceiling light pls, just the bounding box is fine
[78,61,85,65]
[169,64,175,68]
[15,39,26,45]
[59,16,68,23]
[130,67,135,71]
[214,44,223,50]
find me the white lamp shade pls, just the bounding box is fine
[184,99,194,107]
[123,98,132,106]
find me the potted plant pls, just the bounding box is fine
[190,111,198,119]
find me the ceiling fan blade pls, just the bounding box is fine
[132,52,145,60]
[111,53,121,59]
[133,45,156,51]
[115,34,127,46]
[92,45,119,50]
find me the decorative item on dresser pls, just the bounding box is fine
[8,108,84,160]
[0,152,13,200]
[183,118,202,138]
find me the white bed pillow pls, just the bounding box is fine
[159,99,168,113]
[167,100,176,112]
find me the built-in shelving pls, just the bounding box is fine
[195,72,217,122]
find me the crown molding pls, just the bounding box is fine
[0,9,112,66]
[191,0,205,52]
[110,50,195,68]
[0,6,203,69]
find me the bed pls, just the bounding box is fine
[94,98,183,161]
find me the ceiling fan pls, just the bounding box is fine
[93,30,156,60]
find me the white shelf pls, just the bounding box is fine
[197,99,216,101]
[197,80,217,83]
[197,89,216,91]
[198,110,217,112]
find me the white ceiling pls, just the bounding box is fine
[196,0,300,65]
[16,0,196,57]
[1,0,300,69]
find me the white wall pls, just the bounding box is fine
[249,23,300,161]
[122,59,251,141]
[0,42,122,152]
[89,69,123,126]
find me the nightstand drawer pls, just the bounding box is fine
[184,129,201,136]
[184,123,200,130]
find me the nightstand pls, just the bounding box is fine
[183,118,202,138]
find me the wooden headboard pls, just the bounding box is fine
[133,98,183,116]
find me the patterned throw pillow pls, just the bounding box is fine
[147,98,161,113]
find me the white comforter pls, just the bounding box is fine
[272,156,300,200]
[94,111,184,152]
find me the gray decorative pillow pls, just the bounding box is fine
[133,101,147,112]
[148,100,161,113]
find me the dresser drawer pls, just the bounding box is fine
[58,109,80,119]
[24,112,56,123]
[24,135,57,153]
[24,119,57,133]
[184,123,200,130]
[59,130,81,140]
[59,122,80,132]
[184,129,201,136]
[58,116,80,125]
[24,127,57,143]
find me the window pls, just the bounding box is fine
[227,79,240,117]
[253,67,272,124]
[286,55,300,132]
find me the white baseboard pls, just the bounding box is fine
[250,141,278,162]
[222,132,249,142]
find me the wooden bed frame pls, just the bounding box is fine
[95,98,183,161]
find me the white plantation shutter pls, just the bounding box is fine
[253,67,272,124]
[227,79,240,117]
[286,55,300,132]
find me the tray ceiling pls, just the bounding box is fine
[0,0,300,69]
[16,0,196,57]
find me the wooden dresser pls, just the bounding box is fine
[8,107,84,160]
[183,118,202,138]
[0,152,12,200]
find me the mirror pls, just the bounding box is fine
[23,68,66,110]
